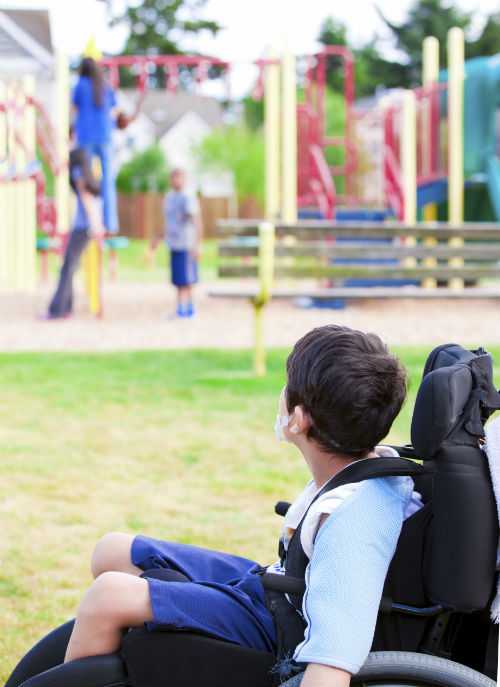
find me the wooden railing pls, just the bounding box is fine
[211,219,500,374]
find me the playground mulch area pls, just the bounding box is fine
[3,279,500,351]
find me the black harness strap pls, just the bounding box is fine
[284,456,425,592]
[263,456,425,663]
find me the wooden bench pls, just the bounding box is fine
[210,219,500,374]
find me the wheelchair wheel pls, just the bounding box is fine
[353,651,495,687]
[282,652,495,687]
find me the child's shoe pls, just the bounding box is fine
[185,302,196,318]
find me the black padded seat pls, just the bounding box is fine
[122,630,275,687]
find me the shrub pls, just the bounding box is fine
[195,126,265,207]
[116,145,169,194]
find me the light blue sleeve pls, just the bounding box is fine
[293,477,413,674]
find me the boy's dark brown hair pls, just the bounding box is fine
[286,325,407,458]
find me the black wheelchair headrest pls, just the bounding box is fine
[411,343,500,460]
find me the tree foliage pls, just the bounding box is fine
[378,0,470,85]
[319,0,500,96]
[116,145,169,193]
[109,0,221,86]
[111,0,220,56]
[195,126,265,206]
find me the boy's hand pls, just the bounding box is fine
[190,245,201,261]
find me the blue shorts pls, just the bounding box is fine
[131,535,276,653]
[170,250,198,287]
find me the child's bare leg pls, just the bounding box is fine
[178,287,189,308]
[91,532,141,578]
[65,572,153,662]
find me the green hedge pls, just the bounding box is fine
[195,126,265,207]
[116,145,169,194]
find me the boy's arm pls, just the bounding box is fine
[75,178,104,236]
[300,663,350,687]
[186,195,203,259]
[293,480,410,685]
[161,196,169,249]
[192,207,203,259]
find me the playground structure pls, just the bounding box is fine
[0,76,37,293]
[0,54,71,292]
[2,26,500,323]
[211,28,500,374]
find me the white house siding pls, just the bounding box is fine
[159,110,212,191]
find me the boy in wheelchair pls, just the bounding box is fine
[6,327,500,687]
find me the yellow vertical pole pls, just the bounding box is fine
[83,157,103,317]
[254,221,275,377]
[22,75,37,291]
[448,27,465,290]
[422,36,439,288]
[281,48,297,224]
[265,50,281,221]
[401,90,417,268]
[0,79,7,290]
[55,52,70,235]
[83,238,102,316]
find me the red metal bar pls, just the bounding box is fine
[167,64,179,92]
[101,55,229,69]
[383,104,404,220]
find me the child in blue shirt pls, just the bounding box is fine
[72,57,118,234]
[164,168,202,318]
[11,326,418,687]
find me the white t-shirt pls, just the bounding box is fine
[164,190,199,251]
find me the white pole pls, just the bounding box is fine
[55,52,70,234]
[422,36,440,288]
[265,50,281,221]
[281,48,297,224]
[447,27,465,290]
[23,74,37,291]
[401,90,417,226]
[401,90,417,268]
[0,79,7,289]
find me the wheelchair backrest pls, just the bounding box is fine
[411,344,500,612]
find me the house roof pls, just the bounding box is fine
[1,8,52,53]
[0,8,53,67]
[120,89,223,138]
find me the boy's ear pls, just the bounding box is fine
[290,405,312,435]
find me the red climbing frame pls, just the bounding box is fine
[383,81,447,220]
[100,54,231,95]
[103,50,355,221]
[298,47,356,218]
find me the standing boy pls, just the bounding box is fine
[164,169,202,318]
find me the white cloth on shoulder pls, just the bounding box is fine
[280,446,423,560]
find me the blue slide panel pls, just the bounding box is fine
[487,156,500,221]
[417,179,448,208]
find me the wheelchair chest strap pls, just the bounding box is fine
[262,456,424,663]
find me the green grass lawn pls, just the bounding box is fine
[1,345,498,680]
